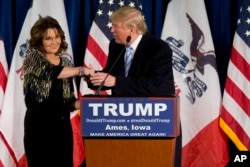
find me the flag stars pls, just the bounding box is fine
[246,18,250,24]
[93,0,142,41]
[108,0,114,6]
[107,10,113,17]
[128,2,135,7]
[97,9,103,16]
[247,6,250,13]
[245,30,250,37]
[138,4,143,10]
[238,19,241,25]
[107,22,112,29]
[118,0,125,7]
[99,0,104,5]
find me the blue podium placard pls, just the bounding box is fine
[81,96,179,138]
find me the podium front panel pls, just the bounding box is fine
[81,96,179,138]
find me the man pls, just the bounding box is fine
[89,6,175,96]
[88,7,181,167]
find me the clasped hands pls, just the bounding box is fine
[85,64,116,87]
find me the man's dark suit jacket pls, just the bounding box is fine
[89,32,175,96]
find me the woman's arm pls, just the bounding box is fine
[57,66,95,79]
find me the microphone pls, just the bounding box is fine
[95,36,131,95]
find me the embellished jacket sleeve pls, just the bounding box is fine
[23,48,64,103]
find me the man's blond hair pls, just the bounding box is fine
[110,6,147,34]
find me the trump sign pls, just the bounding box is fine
[81,96,180,138]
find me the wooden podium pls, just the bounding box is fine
[81,96,180,167]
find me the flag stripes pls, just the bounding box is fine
[86,35,108,68]
[0,132,18,166]
[0,39,8,112]
[0,64,7,93]
[225,76,250,116]
[230,49,250,82]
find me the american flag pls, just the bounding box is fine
[80,0,142,95]
[220,0,250,151]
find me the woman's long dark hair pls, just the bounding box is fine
[29,15,68,55]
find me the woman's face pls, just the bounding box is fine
[42,28,61,55]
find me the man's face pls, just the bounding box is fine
[110,21,131,45]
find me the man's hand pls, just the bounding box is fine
[89,72,116,87]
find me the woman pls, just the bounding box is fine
[22,16,93,167]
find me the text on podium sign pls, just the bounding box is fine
[81,96,179,138]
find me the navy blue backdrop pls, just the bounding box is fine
[0,0,243,163]
[0,0,242,89]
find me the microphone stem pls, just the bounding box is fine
[94,47,125,95]
[95,36,131,95]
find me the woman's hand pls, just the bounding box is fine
[74,100,80,110]
[84,64,95,76]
